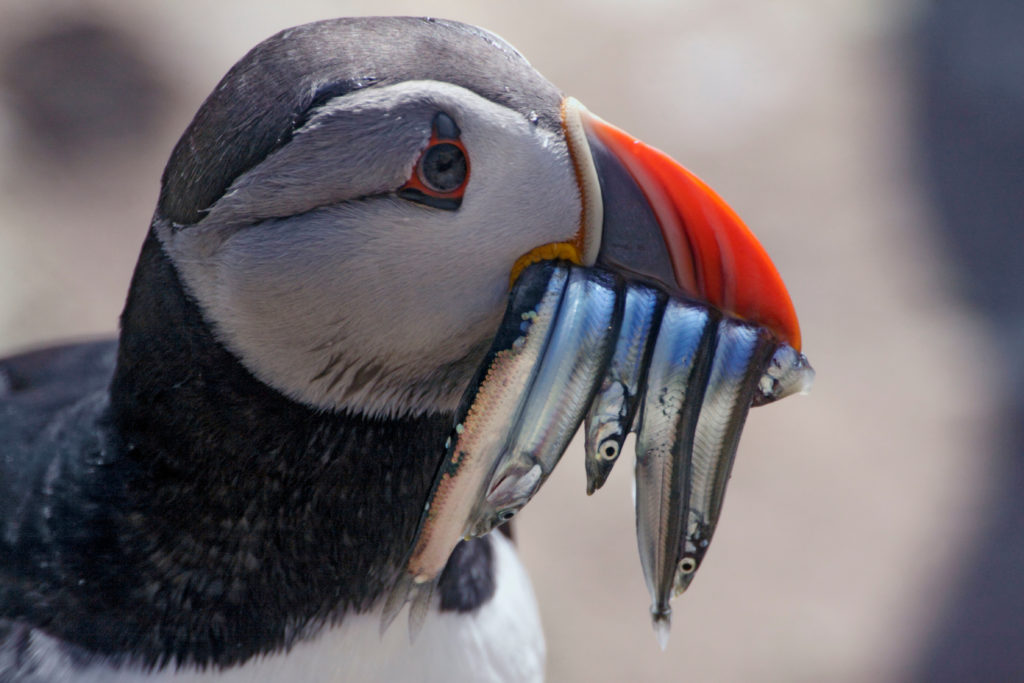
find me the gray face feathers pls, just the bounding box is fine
[155,18,585,418]
[159,17,564,226]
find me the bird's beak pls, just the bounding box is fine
[554,97,802,351]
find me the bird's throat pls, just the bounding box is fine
[98,231,455,667]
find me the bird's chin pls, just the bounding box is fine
[291,335,495,421]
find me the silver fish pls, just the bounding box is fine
[468,266,621,536]
[382,261,568,637]
[633,300,716,649]
[753,342,815,406]
[673,320,776,598]
[584,283,664,495]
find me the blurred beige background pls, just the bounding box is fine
[0,0,1016,681]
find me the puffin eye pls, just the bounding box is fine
[419,143,466,192]
[398,112,470,210]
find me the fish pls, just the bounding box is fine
[381,261,569,637]
[583,283,664,495]
[383,260,814,644]
[672,320,777,598]
[632,300,717,649]
[753,342,815,406]
[468,266,621,536]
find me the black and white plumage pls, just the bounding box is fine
[1,18,563,681]
[0,15,801,683]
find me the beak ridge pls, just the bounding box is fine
[568,98,802,351]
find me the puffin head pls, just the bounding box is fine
[153,17,800,419]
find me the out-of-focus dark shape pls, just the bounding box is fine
[912,0,1024,679]
[0,15,170,160]
[915,0,1024,325]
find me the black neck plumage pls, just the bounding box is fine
[65,231,456,666]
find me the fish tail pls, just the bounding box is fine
[651,605,672,651]
[407,580,436,643]
[380,574,414,636]
[380,573,437,643]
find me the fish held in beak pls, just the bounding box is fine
[471,266,620,535]
[388,259,811,645]
[584,283,665,495]
[385,262,620,637]
[382,262,569,638]
[670,319,777,597]
[566,99,814,645]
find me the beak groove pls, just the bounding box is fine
[561,98,604,267]
[564,97,802,351]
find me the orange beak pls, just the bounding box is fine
[568,100,801,351]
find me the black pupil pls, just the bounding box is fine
[420,143,466,192]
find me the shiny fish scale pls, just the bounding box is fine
[633,300,715,642]
[584,283,663,495]
[382,262,568,635]
[674,321,775,596]
[471,267,620,535]
[407,264,566,581]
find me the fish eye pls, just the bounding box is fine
[498,509,517,522]
[678,557,698,574]
[600,441,619,461]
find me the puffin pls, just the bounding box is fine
[0,16,800,683]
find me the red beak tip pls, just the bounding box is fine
[577,105,802,350]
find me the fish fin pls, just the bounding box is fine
[651,606,672,651]
[407,580,435,643]
[380,573,414,636]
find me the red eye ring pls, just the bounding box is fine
[399,113,470,210]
